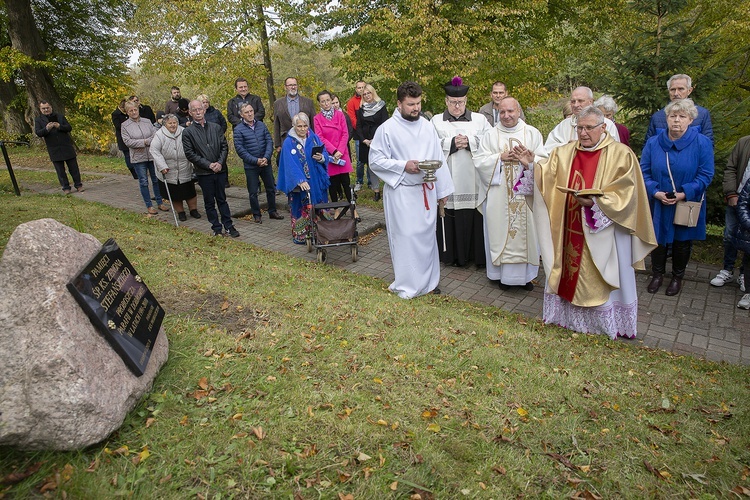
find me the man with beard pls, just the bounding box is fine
[473,96,545,290]
[369,81,455,299]
[164,86,181,115]
[227,78,266,127]
[273,77,316,158]
[35,101,83,194]
[430,76,491,268]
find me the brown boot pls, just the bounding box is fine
[647,274,663,293]
[665,276,683,296]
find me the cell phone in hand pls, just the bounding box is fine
[311,145,324,157]
[666,191,676,199]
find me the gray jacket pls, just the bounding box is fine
[150,126,193,184]
[121,118,156,163]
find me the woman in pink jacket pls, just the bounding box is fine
[314,90,354,204]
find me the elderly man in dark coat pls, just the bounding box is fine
[34,101,83,194]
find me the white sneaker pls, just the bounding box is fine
[739,274,746,292]
[710,269,733,287]
[738,293,750,309]
[354,183,362,192]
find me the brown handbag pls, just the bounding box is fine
[665,153,702,228]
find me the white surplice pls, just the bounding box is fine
[473,119,545,285]
[369,113,455,299]
[543,116,620,155]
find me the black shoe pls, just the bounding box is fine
[647,274,663,294]
[253,215,262,224]
[178,212,187,221]
[431,287,441,295]
[228,227,240,238]
[498,282,511,291]
[665,276,682,296]
[523,282,534,291]
[268,212,284,220]
[213,230,225,237]
[189,209,201,219]
[373,192,381,202]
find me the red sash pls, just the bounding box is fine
[558,150,602,302]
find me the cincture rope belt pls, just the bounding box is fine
[422,182,434,210]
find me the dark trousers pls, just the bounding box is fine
[651,240,692,278]
[198,172,233,233]
[120,149,138,179]
[438,208,486,267]
[244,165,277,216]
[329,172,352,203]
[52,157,82,191]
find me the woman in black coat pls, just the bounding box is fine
[355,84,389,201]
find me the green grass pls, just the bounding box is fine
[1,194,749,498]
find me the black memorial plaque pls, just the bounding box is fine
[67,238,164,376]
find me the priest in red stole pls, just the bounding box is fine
[513,106,656,338]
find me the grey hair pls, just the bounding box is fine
[593,95,618,114]
[578,105,605,123]
[292,112,310,126]
[664,98,698,120]
[573,86,594,100]
[667,74,692,90]
[239,102,255,113]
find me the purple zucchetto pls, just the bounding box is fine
[443,76,469,97]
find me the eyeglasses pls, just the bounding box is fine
[575,123,603,132]
[447,99,466,107]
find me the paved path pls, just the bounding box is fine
[25,169,750,365]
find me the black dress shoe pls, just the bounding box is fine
[665,276,682,296]
[431,287,441,295]
[523,282,534,291]
[498,282,511,291]
[189,209,202,219]
[373,192,381,202]
[178,211,187,221]
[253,215,262,224]
[268,212,284,220]
[647,274,663,293]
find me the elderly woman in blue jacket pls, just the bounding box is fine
[640,98,714,296]
[276,112,330,244]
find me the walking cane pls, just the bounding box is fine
[438,199,447,252]
[162,170,179,227]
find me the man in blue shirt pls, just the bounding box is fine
[645,73,713,145]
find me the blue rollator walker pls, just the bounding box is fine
[305,187,359,263]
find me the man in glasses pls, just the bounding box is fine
[544,86,619,155]
[513,106,656,340]
[430,76,491,268]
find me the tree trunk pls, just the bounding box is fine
[0,80,31,138]
[5,0,65,122]
[256,2,276,105]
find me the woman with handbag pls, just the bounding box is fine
[641,98,714,295]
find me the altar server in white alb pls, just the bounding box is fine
[431,77,491,267]
[544,86,620,155]
[369,81,455,299]
[473,96,546,290]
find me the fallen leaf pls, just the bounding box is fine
[517,407,528,417]
[0,462,43,485]
[252,426,266,440]
[390,481,399,490]
[546,453,575,470]
[731,485,750,496]
[179,415,189,426]
[492,465,507,475]
[426,423,441,433]
[198,377,209,390]
[643,460,666,481]
[132,447,150,465]
[681,473,707,485]
[421,409,438,419]
[357,452,371,462]
[338,493,354,500]
[160,474,172,484]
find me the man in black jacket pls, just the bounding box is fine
[227,78,265,128]
[183,100,240,237]
[34,101,83,194]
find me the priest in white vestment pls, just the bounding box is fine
[515,107,656,339]
[544,86,620,155]
[369,81,455,299]
[431,77,491,267]
[473,97,546,290]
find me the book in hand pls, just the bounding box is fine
[556,186,604,197]
[311,145,324,157]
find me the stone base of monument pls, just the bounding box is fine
[0,219,168,450]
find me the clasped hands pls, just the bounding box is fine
[654,191,686,205]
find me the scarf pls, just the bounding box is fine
[322,108,334,120]
[361,100,386,117]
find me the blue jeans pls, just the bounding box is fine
[132,161,162,208]
[197,172,233,233]
[722,205,745,273]
[244,165,277,216]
